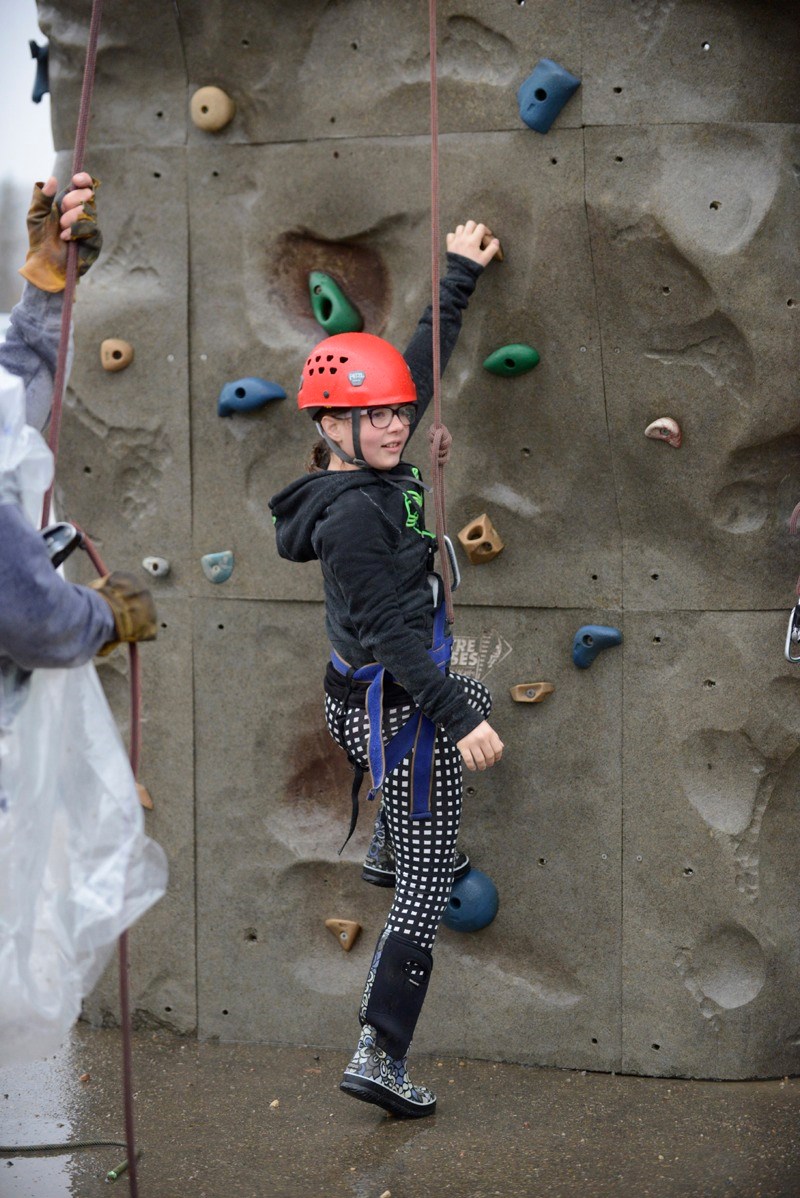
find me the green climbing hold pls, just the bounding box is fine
[308,271,363,335]
[483,344,540,378]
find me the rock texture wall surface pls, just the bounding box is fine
[38,0,799,1077]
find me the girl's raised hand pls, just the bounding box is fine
[446,220,501,267]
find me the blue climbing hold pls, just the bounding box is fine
[517,58,581,134]
[29,41,49,104]
[442,868,499,933]
[217,377,286,417]
[572,624,622,669]
[201,551,234,584]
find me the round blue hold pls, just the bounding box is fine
[442,867,499,933]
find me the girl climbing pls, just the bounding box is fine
[269,220,503,1118]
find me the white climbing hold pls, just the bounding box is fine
[143,556,170,578]
[645,417,682,448]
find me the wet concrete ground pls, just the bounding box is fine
[1,1025,800,1198]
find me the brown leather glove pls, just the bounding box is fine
[90,572,157,656]
[19,177,103,293]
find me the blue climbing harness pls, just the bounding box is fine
[330,599,452,824]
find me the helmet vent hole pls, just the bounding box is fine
[339,356,349,364]
[326,354,334,361]
[330,367,337,374]
[308,368,315,375]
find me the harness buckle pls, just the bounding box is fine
[785,601,800,663]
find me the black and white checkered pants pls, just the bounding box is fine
[324,672,492,951]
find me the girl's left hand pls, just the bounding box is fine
[446,220,501,267]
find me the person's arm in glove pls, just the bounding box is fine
[89,573,157,656]
[19,171,102,293]
[0,172,102,431]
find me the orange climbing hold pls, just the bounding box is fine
[325,919,362,952]
[457,513,504,564]
[100,338,134,372]
[510,682,554,704]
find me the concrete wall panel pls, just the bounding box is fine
[586,123,800,610]
[194,599,622,1067]
[177,0,583,144]
[622,611,800,1078]
[189,131,620,609]
[582,1,800,127]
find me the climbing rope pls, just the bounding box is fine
[40,0,104,528]
[426,0,455,626]
[30,0,143,1193]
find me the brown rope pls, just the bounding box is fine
[427,0,455,624]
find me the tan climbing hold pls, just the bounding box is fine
[100,339,134,372]
[325,919,362,952]
[457,513,504,564]
[481,230,504,261]
[645,416,682,448]
[136,783,154,810]
[510,682,554,704]
[190,86,235,132]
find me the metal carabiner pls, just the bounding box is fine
[443,534,461,592]
[785,601,800,663]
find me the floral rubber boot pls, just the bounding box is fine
[340,1023,437,1118]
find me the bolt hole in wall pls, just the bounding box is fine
[788,299,795,307]
[591,1037,598,1044]
[709,200,721,210]
[652,1043,661,1051]
[241,38,249,47]
[83,465,91,474]
[613,86,622,93]
[615,155,624,163]
[651,572,659,580]
[155,110,163,118]
[652,635,661,644]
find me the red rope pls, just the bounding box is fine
[40,0,105,528]
[427,0,455,625]
[37,0,142,1191]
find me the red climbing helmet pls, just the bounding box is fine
[298,332,417,413]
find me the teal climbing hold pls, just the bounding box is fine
[201,551,234,584]
[572,625,622,669]
[309,271,363,335]
[442,868,499,933]
[483,344,540,378]
[517,59,582,134]
[218,377,286,417]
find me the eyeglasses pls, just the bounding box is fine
[364,404,417,429]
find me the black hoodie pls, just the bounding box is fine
[269,254,485,745]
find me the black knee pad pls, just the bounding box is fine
[364,931,433,1059]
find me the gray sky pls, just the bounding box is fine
[0,0,55,187]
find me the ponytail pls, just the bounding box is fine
[307,437,331,472]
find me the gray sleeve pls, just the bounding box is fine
[0,502,115,669]
[0,283,73,433]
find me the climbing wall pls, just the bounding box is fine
[39,0,799,1078]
